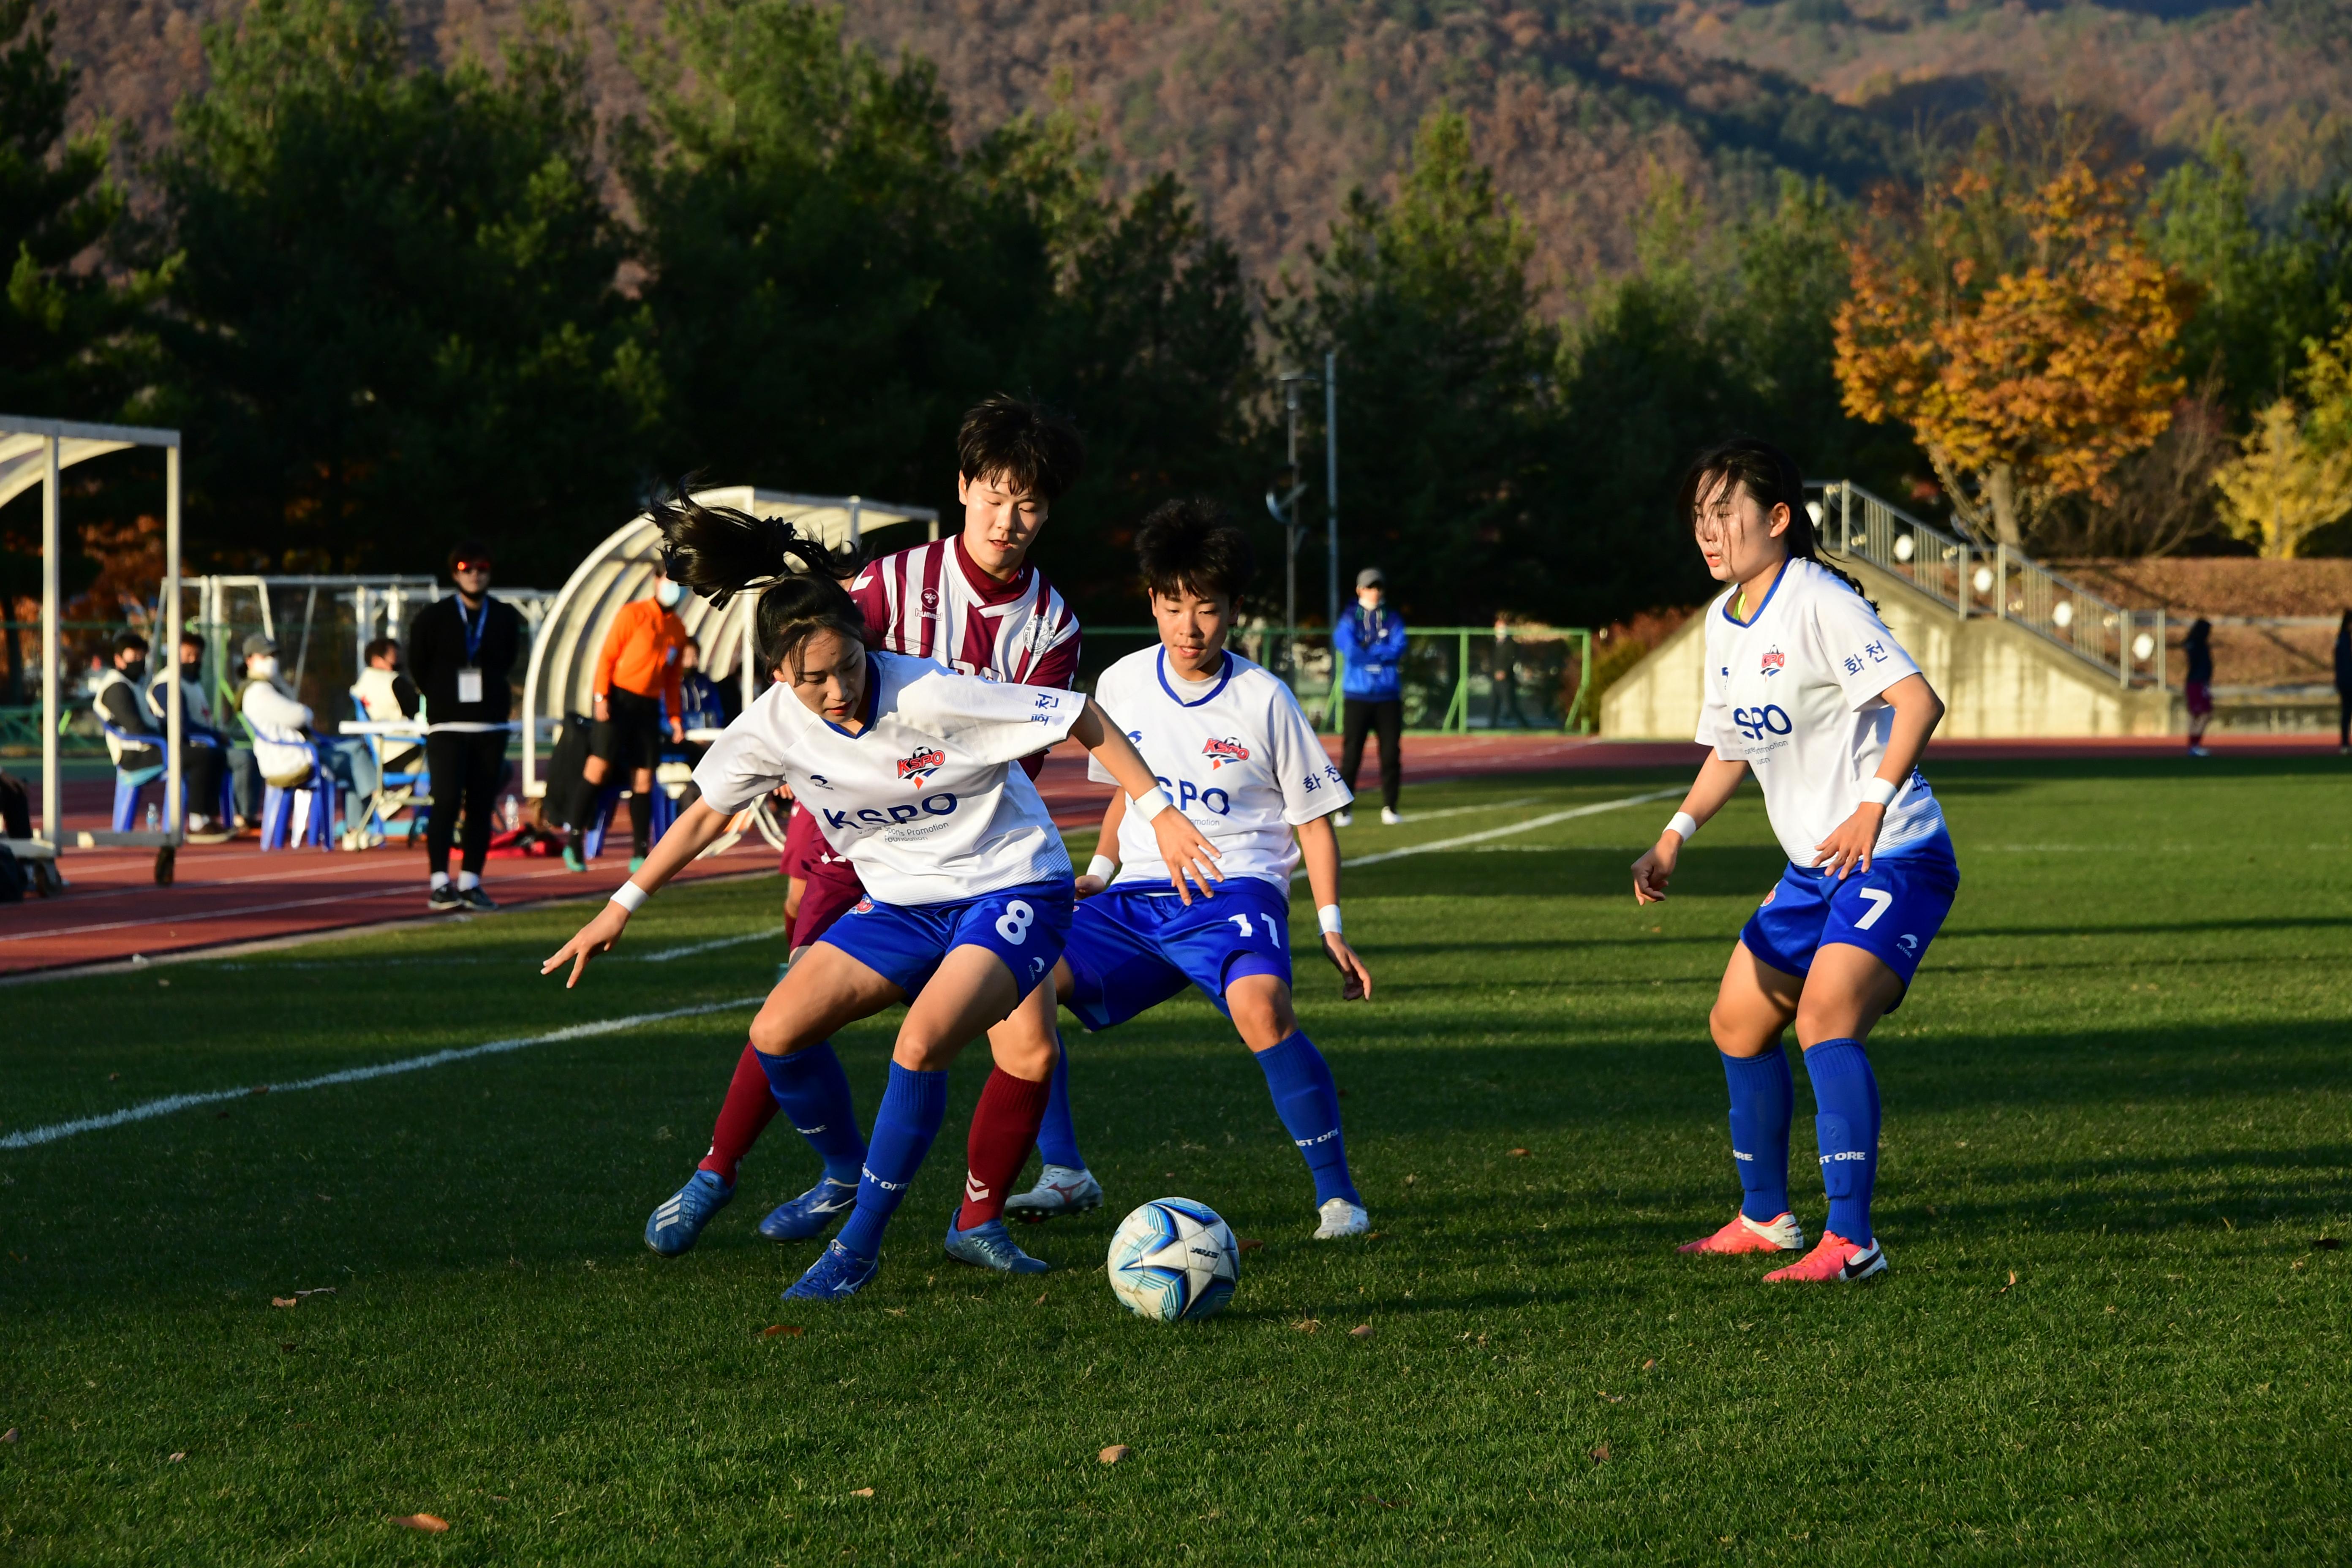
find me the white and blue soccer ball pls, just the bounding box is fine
[1107,1197,1240,1323]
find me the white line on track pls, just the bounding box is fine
[0,995,766,1149]
[1311,788,1683,874]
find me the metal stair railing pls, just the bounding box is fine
[1805,481,2166,690]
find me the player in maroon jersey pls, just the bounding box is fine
[650,396,1091,1267]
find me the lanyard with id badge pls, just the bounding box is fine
[457,598,488,705]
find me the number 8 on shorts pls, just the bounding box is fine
[996,900,1034,943]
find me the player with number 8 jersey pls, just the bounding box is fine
[1001,500,1377,1241]
[1631,440,1959,1285]
[541,495,1221,1303]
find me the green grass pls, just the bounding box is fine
[3,760,2349,1564]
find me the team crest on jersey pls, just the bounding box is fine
[852,897,875,915]
[896,747,946,785]
[1202,736,1250,769]
[1760,647,1786,676]
[920,587,940,612]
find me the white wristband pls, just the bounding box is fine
[1860,776,1900,808]
[1666,811,1699,842]
[1317,904,1343,936]
[1130,785,1172,822]
[1086,854,1117,884]
[610,881,649,914]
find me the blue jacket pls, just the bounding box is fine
[1333,604,1408,701]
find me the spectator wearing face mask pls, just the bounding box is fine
[93,632,233,835]
[239,634,379,815]
[564,562,688,872]
[139,631,236,839]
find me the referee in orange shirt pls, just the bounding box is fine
[565,561,688,871]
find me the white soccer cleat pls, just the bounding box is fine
[1003,1164,1103,1222]
[1314,1198,1370,1239]
[1380,807,1403,825]
[1333,808,1353,828]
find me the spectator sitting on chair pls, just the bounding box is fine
[138,630,236,841]
[675,636,728,737]
[93,634,181,830]
[1332,566,1407,826]
[408,540,525,912]
[354,637,425,777]
[238,634,378,828]
[564,560,686,874]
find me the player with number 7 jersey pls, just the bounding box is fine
[1631,441,1960,1286]
[1002,500,1377,1241]
[541,496,1222,1303]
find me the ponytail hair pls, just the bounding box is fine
[1676,437,1872,607]
[651,487,868,678]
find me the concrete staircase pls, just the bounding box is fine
[1602,482,2184,740]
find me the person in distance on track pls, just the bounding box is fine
[1631,437,1956,1285]
[675,395,1087,1267]
[1332,566,1407,827]
[542,496,1217,1303]
[1003,499,1374,1239]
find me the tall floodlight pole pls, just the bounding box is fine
[1323,350,1339,634]
[1266,371,1315,644]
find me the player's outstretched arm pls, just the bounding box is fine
[542,799,736,989]
[1077,790,1127,898]
[1633,752,1749,905]
[1070,698,1222,903]
[1813,672,1945,880]
[1295,811,1369,1002]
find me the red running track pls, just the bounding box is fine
[5,730,2334,977]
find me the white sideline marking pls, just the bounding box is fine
[0,996,765,1150]
[1341,795,1538,826]
[635,928,783,962]
[201,928,785,970]
[1310,788,1683,875]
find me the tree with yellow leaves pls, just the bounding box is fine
[1835,158,2192,546]
[2211,400,2352,558]
[2209,310,2352,558]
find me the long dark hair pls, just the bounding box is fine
[1676,437,1870,605]
[2336,608,2350,642]
[2185,617,2211,648]
[652,490,866,678]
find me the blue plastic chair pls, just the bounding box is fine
[346,691,432,845]
[104,723,229,831]
[259,744,341,851]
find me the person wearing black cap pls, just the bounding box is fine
[407,542,526,911]
[1331,566,1407,826]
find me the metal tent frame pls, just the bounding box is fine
[519,487,938,797]
[4,415,184,880]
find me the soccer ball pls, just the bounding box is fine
[1106,1197,1240,1323]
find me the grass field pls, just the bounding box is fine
[3,759,2349,1564]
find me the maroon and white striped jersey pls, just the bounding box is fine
[847,534,1081,691]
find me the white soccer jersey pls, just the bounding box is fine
[1696,558,1948,868]
[848,536,1081,686]
[1087,647,1349,890]
[693,651,1082,905]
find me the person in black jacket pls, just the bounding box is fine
[407,539,527,912]
[2334,609,2350,754]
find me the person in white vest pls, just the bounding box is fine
[238,634,377,822]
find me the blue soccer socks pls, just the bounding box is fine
[835,1064,950,1261]
[1254,1031,1359,1207]
[1034,1031,1086,1171]
[756,1040,867,1186]
[1720,1046,1794,1222]
[1802,1038,1881,1245]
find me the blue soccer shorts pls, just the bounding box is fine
[1740,830,1959,1002]
[819,878,1075,1003]
[1062,878,1296,1032]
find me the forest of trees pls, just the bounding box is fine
[5,0,2352,639]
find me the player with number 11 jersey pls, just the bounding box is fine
[1003,500,1377,1240]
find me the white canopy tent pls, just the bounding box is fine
[4,416,184,880]
[519,487,939,797]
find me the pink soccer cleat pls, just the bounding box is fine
[1763,1230,1886,1283]
[1678,1210,1805,1255]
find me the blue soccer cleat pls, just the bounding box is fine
[644,1169,733,1256]
[757,1177,860,1241]
[943,1211,1051,1274]
[784,1239,879,1301]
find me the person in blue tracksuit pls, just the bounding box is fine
[1331,566,1407,825]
